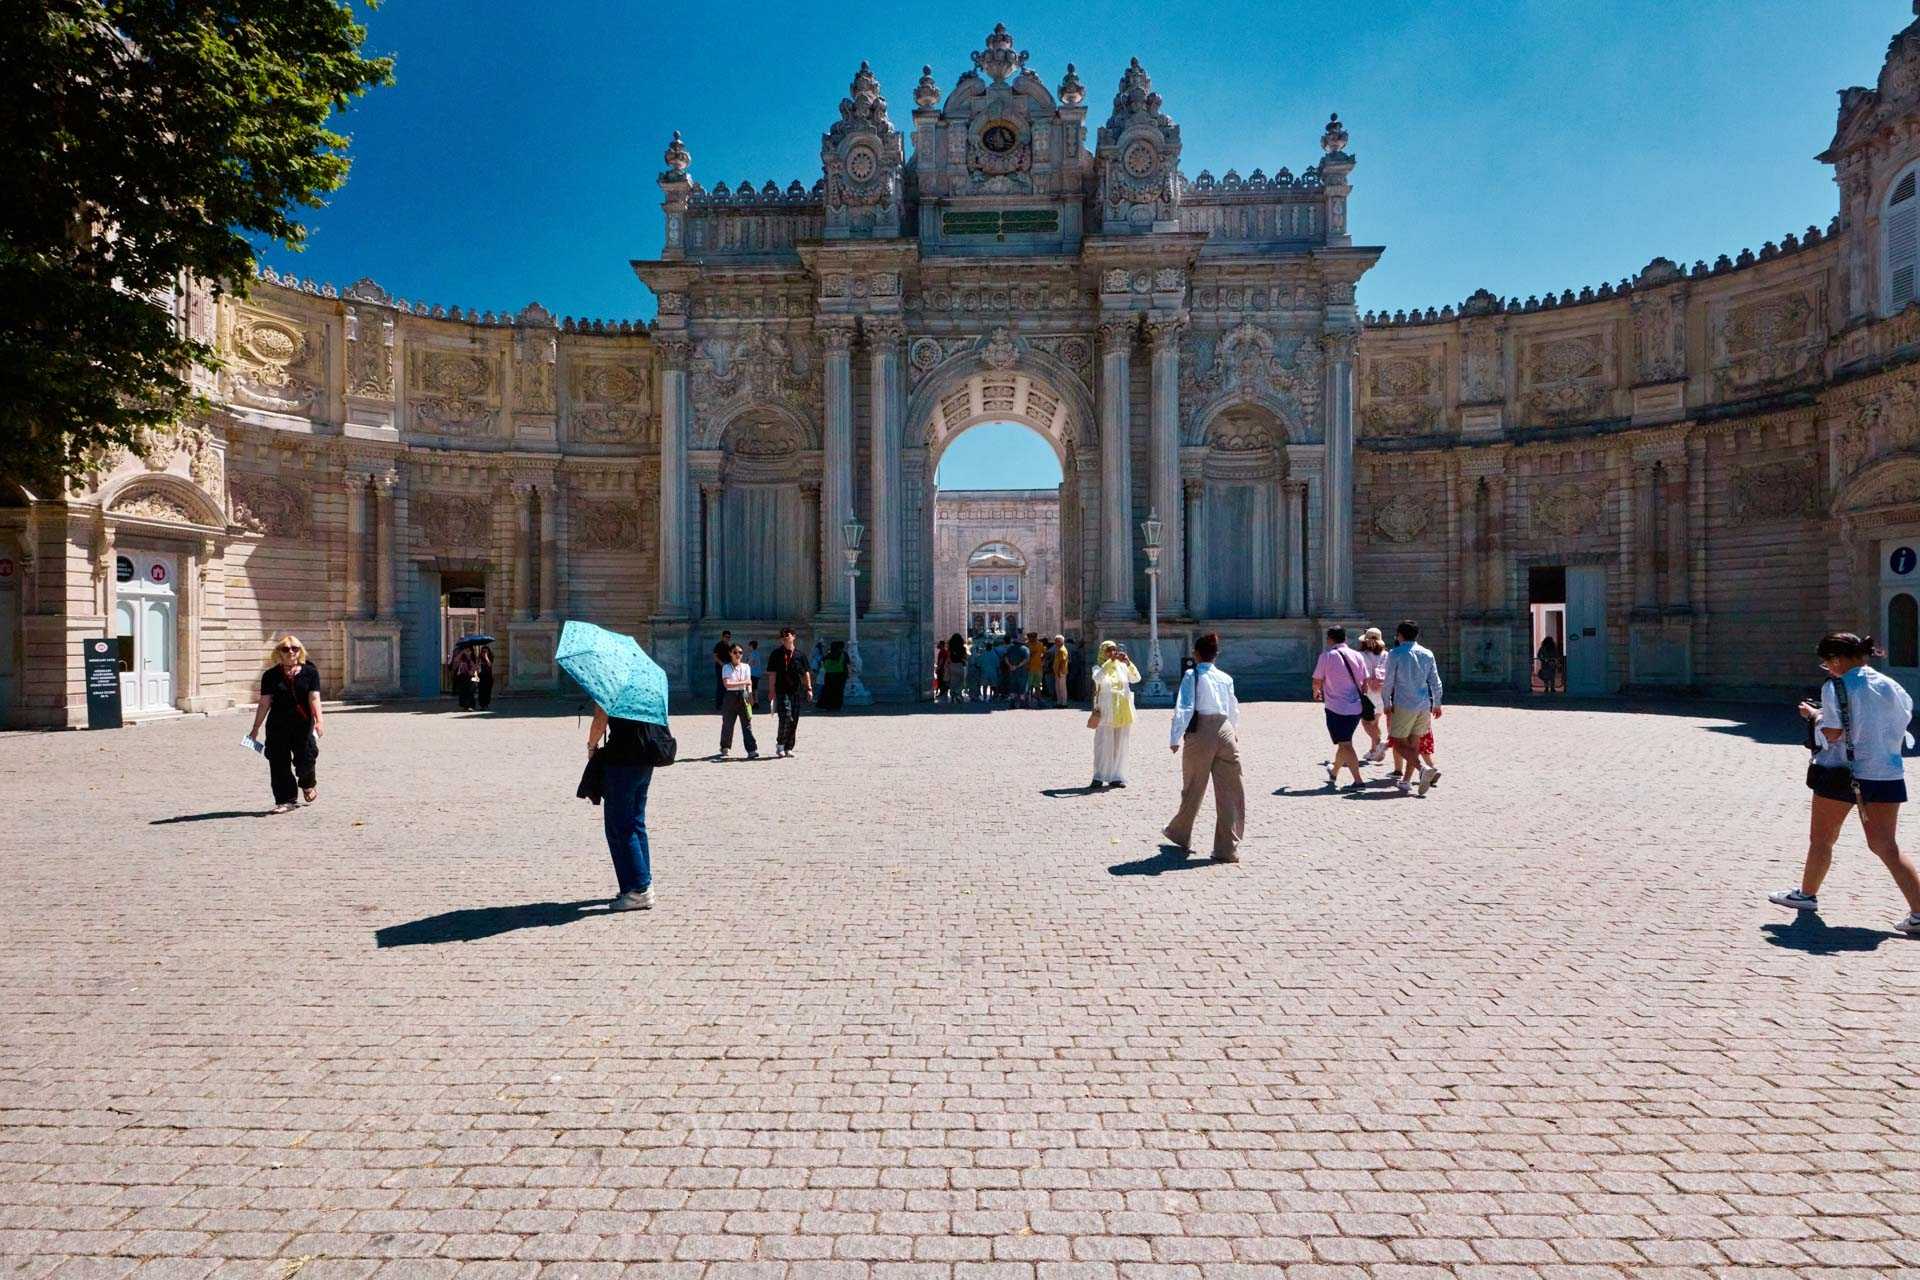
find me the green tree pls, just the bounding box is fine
[0,1,392,490]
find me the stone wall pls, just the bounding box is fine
[931,490,1063,641]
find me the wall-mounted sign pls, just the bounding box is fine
[115,555,134,583]
[1891,546,1917,577]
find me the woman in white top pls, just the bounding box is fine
[1770,632,1920,934]
[1090,641,1141,789]
[1356,627,1389,764]
[717,642,760,760]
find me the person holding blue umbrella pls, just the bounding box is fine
[556,621,672,912]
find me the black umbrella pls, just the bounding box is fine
[451,634,495,651]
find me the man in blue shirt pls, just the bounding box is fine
[1382,619,1444,796]
[1163,631,1245,862]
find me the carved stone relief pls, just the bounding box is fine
[1360,354,1441,437]
[1461,323,1503,403]
[1714,289,1824,398]
[573,499,646,551]
[1522,334,1611,424]
[1839,377,1920,481]
[692,328,819,423]
[1631,293,1686,383]
[1370,492,1435,544]
[514,330,557,415]
[229,307,323,413]
[228,474,310,537]
[1181,321,1319,439]
[569,361,653,444]
[1531,479,1607,539]
[346,305,394,398]
[111,488,196,524]
[1729,458,1821,525]
[407,349,500,437]
[412,493,494,548]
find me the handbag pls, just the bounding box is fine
[1805,675,1864,807]
[640,721,678,767]
[1338,650,1375,720]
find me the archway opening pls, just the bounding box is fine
[931,420,1064,648]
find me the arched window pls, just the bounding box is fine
[1887,167,1920,314]
[966,542,1026,636]
[1890,591,1919,668]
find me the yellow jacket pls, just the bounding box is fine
[1096,659,1141,728]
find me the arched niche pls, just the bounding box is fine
[700,408,820,621]
[1193,405,1294,618]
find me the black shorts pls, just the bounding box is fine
[1324,709,1361,744]
[1808,769,1908,805]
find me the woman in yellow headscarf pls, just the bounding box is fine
[1090,640,1141,789]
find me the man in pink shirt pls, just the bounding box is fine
[1311,626,1369,789]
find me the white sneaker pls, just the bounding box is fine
[610,888,654,912]
[1897,912,1920,936]
[1395,778,1411,795]
[1324,762,1339,785]
[269,801,298,814]
[1418,767,1439,797]
[1768,888,1818,912]
[1424,766,1442,788]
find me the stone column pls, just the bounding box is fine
[1288,483,1308,617]
[800,480,821,617]
[701,481,724,619]
[1280,478,1298,617]
[1321,330,1357,613]
[866,318,906,614]
[1633,462,1659,610]
[346,475,369,618]
[821,321,856,612]
[1098,318,1136,621]
[1148,317,1186,615]
[538,481,558,618]
[511,480,535,620]
[656,337,692,617]
[1663,454,1689,608]
[1183,475,1206,620]
[373,469,398,620]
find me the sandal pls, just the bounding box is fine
[302,786,317,803]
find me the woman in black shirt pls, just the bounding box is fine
[588,705,656,911]
[247,633,324,813]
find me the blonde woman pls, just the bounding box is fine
[1357,626,1390,764]
[246,633,323,813]
[1090,640,1141,789]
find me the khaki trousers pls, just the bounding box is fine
[1163,713,1245,858]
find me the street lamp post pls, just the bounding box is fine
[841,516,873,706]
[1138,508,1173,706]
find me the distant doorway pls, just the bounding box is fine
[1528,566,1566,694]
[439,571,488,694]
[931,420,1065,645]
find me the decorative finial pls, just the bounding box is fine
[1320,112,1350,156]
[1109,57,1161,122]
[971,23,1028,83]
[851,60,880,101]
[1058,62,1085,106]
[914,64,940,109]
[662,130,691,177]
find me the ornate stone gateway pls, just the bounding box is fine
[635,25,1373,696]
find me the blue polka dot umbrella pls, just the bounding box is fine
[554,620,669,726]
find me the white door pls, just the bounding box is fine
[1565,565,1608,695]
[115,599,140,711]
[115,552,178,715]
[1880,539,1920,697]
[140,599,174,708]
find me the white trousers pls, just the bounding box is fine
[1093,724,1132,783]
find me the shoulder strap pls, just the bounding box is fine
[1832,675,1856,765]
[1337,649,1363,694]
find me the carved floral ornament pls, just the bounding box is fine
[1730,458,1821,525]
[1524,333,1611,423]
[228,473,310,537]
[1838,376,1920,481]
[693,329,819,415]
[1532,479,1607,540]
[1180,321,1320,437]
[412,493,493,549]
[1715,289,1824,395]
[573,499,646,551]
[1370,492,1434,544]
[228,308,321,411]
[110,487,196,524]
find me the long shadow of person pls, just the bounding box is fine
[375,899,611,948]
[1041,784,1105,798]
[150,810,273,824]
[1109,845,1213,877]
[1759,914,1897,955]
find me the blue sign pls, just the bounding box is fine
[1893,546,1918,577]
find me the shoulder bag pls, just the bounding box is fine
[1806,675,1863,810]
[1337,650,1375,720]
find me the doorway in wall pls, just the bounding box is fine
[439,571,488,694]
[931,420,1064,647]
[112,551,179,717]
[1528,566,1566,694]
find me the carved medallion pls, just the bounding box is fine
[1371,493,1433,544]
[1532,480,1606,539]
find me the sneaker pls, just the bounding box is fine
[269,801,297,814]
[610,888,654,912]
[747,751,759,760]
[717,749,732,760]
[1897,912,1920,936]
[1324,763,1339,786]
[1110,781,1127,789]
[1364,747,1386,764]
[1424,767,1442,789]
[1396,778,1412,795]
[1768,888,1818,912]
[1090,779,1106,790]
[1210,849,1240,863]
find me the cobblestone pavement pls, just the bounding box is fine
[4,696,1920,1280]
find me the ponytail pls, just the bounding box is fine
[1816,631,1882,661]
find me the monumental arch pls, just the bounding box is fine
[12,16,1920,721]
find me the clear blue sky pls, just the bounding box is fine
[258,1,1897,485]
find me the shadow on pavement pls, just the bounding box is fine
[1109,846,1212,876]
[1760,914,1900,954]
[1042,785,1106,798]
[376,899,612,947]
[150,809,273,824]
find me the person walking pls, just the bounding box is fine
[1536,634,1562,694]
[765,627,813,758]
[945,633,970,704]
[1051,633,1069,706]
[710,629,734,711]
[818,640,849,711]
[476,644,495,710]
[718,642,759,759]
[246,633,324,814]
[1026,632,1047,705]
[1356,627,1389,763]
[585,703,657,912]
[1090,641,1141,789]
[746,640,767,711]
[1382,619,1444,796]
[1770,632,1920,934]
[451,644,478,710]
[1163,632,1245,862]
[1312,626,1369,789]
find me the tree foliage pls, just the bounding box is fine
[0,1,392,490]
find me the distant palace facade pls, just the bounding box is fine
[7,17,1920,723]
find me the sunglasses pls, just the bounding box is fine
[278,645,300,654]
